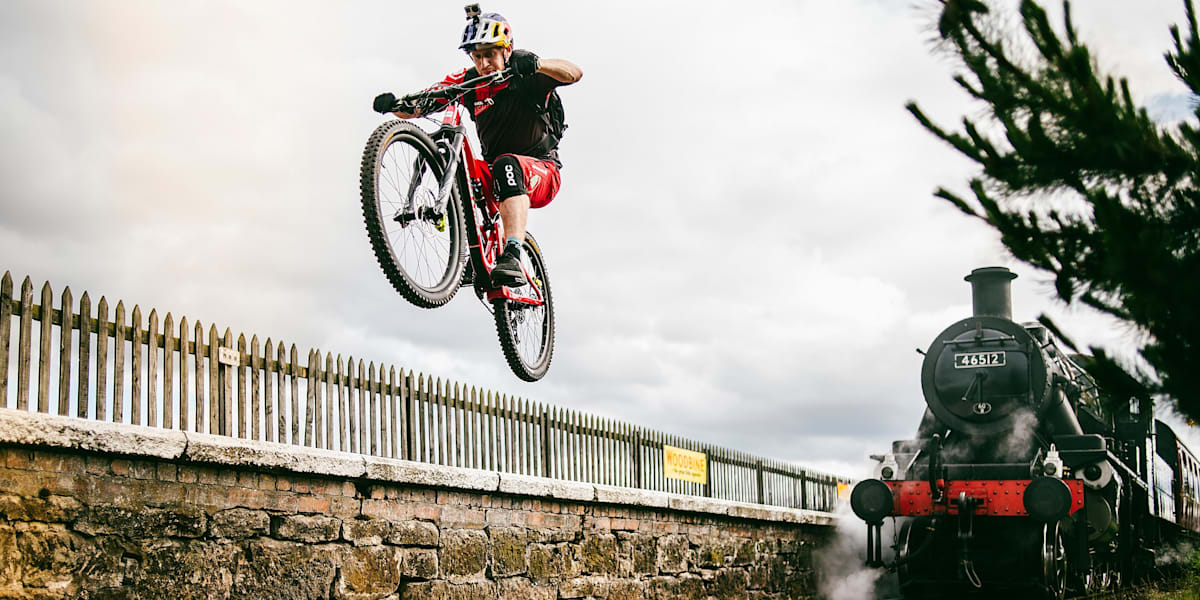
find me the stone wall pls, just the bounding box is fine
[0,410,835,599]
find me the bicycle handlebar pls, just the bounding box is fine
[374,68,515,115]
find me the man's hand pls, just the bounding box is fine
[509,50,540,76]
[373,92,397,114]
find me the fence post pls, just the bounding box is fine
[541,407,552,478]
[632,429,642,489]
[704,448,712,498]
[799,470,809,510]
[756,459,765,505]
[405,372,417,461]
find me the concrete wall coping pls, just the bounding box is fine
[0,408,835,526]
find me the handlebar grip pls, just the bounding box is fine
[372,92,397,114]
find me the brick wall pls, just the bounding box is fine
[0,411,834,600]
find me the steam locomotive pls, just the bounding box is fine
[849,267,1200,599]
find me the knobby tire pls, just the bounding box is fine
[360,120,465,308]
[493,233,555,381]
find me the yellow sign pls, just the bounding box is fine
[663,444,707,484]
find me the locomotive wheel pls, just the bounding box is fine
[896,517,950,599]
[1041,523,1068,599]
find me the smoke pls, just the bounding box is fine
[1155,540,1196,569]
[815,498,896,600]
[995,407,1040,462]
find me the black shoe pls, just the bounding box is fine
[491,247,526,287]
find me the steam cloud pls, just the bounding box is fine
[816,495,895,600]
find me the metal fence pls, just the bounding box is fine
[0,270,847,511]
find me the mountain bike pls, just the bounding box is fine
[360,69,554,382]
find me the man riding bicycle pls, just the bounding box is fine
[388,6,582,287]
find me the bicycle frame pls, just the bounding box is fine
[424,104,546,308]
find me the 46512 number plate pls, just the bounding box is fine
[954,351,1006,368]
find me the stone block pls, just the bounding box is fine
[401,581,496,600]
[363,457,498,493]
[73,504,207,539]
[650,574,705,600]
[209,508,270,539]
[399,547,439,579]
[667,494,731,517]
[273,514,341,543]
[0,409,187,460]
[526,543,577,584]
[558,575,608,599]
[235,539,337,600]
[708,567,750,600]
[184,431,367,479]
[696,539,736,568]
[0,525,18,592]
[608,579,646,600]
[0,492,82,523]
[580,533,618,575]
[14,523,90,590]
[488,526,527,577]
[343,518,390,547]
[731,538,758,566]
[618,532,656,575]
[497,473,595,501]
[125,539,240,599]
[440,529,488,581]
[386,520,438,547]
[335,545,401,600]
[656,534,690,575]
[497,577,556,600]
[594,484,670,509]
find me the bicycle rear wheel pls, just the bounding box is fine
[493,233,555,381]
[360,119,465,308]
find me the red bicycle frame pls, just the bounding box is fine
[430,104,546,308]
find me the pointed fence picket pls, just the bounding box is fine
[0,269,848,511]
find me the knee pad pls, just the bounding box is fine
[492,155,528,199]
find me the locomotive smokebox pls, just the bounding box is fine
[965,266,1017,320]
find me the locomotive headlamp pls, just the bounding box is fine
[850,479,894,525]
[1023,477,1072,523]
[881,466,894,479]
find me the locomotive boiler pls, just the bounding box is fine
[850,267,1197,599]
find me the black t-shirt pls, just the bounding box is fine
[438,69,562,167]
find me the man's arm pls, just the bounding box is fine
[536,58,582,85]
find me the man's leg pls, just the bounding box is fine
[499,194,530,244]
[491,156,532,286]
[490,155,560,287]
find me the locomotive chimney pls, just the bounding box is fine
[965,266,1017,320]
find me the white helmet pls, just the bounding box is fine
[459,5,513,52]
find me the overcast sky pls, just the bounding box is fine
[1,0,1196,479]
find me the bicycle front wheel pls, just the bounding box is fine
[493,233,555,381]
[360,120,465,308]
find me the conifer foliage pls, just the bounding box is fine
[909,0,1200,419]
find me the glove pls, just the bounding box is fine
[373,92,397,114]
[509,50,540,76]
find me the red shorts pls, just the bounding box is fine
[481,154,561,209]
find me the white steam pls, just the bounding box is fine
[815,497,892,600]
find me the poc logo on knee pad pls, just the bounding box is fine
[493,156,528,199]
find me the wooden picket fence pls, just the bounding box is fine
[0,270,846,511]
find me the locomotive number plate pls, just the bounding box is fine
[954,351,1006,368]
